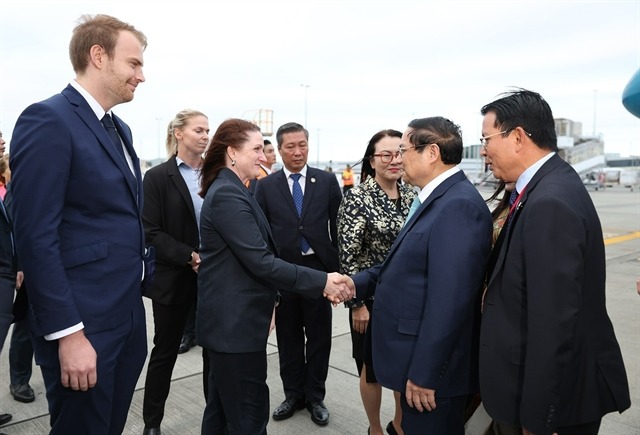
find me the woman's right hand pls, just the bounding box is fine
[352,305,370,334]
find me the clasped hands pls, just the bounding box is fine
[323,273,355,306]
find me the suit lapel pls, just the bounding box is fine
[301,167,318,220]
[222,168,279,252]
[110,113,141,203]
[487,154,564,286]
[383,171,466,266]
[63,86,139,205]
[111,114,138,165]
[275,170,299,217]
[168,156,197,223]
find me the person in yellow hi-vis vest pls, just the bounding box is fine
[342,164,354,194]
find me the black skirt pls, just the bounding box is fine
[348,298,377,383]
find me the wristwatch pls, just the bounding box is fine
[344,298,366,309]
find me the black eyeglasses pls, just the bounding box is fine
[399,143,438,156]
[372,151,401,163]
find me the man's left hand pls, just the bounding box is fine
[406,379,436,412]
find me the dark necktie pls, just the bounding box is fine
[101,114,127,162]
[509,188,519,206]
[507,188,520,225]
[290,173,311,253]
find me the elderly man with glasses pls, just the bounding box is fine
[344,116,493,434]
[478,89,630,435]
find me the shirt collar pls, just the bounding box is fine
[260,164,271,174]
[516,152,555,193]
[417,166,460,203]
[69,80,108,120]
[283,165,308,179]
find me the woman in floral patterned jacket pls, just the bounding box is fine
[337,129,416,435]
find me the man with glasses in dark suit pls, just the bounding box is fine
[478,89,630,435]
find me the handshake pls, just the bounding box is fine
[323,272,355,305]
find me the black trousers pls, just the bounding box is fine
[142,299,194,427]
[557,420,602,435]
[202,349,268,435]
[9,315,34,386]
[275,254,332,402]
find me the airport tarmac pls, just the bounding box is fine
[0,185,638,435]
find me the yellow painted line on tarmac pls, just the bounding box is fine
[604,231,640,246]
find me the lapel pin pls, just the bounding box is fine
[310,177,316,183]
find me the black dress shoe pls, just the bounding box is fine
[386,420,399,435]
[142,427,161,435]
[0,413,11,426]
[272,397,305,421]
[10,383,35,403]
[178,336,196,354]
[307,400,329,426]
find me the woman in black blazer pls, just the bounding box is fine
[197,119,350,435]
[141,109,210,435]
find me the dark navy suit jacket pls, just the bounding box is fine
[10,84,147,338]
[353,171,492,397]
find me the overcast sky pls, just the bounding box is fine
[1,0,639,163]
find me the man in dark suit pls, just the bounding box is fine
[141,110,209,435]
[479,89,631,435]
[10,15,150,435]
[0,130,17,433]
[254,122,342,426]
[346,117,493,434]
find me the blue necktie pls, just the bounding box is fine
[101,114,126,162]
[404,197,421,226]
[290,173,311,253]
[507,189,519,225]
[509,189,519,206]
